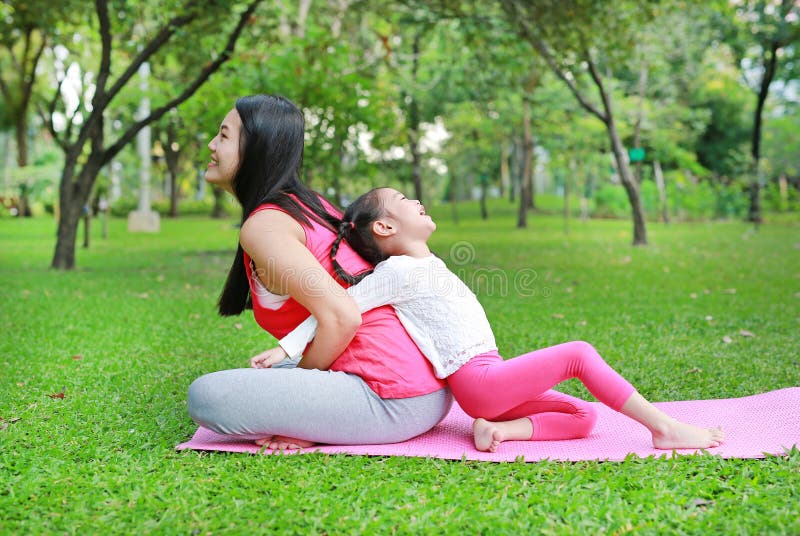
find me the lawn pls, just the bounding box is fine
[1,202,799,534]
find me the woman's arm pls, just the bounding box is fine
[278,259,407,359]
[278,261,407,359]
[240,209,361,370]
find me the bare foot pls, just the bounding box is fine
[474,418,504,452]
[256,435,316,450]
[651,421,725,450]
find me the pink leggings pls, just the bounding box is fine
[447,341,636,441]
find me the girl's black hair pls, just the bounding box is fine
[331,188,390,285]
[218,94,341,316]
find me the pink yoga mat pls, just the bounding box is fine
[177,388,800,462]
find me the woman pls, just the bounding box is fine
[186,94,452,449]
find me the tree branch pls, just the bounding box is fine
[18,31,48,117]
[101,0,262,167]
[19,26,32,92]
[43,77,68,150]
[584,48,613,124]
[24,33,48,91]
[501,0,607,122]
[72,1,198,161]
[36,102,66,151]
[103,6,198,106]
[93,0,113,101]
[4,40,23,73]
[752,40,780,160]
[0,71,11,102]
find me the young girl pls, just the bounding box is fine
[251,187,725,452]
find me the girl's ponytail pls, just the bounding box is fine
[331,221,363,285]
[329,188,389,286]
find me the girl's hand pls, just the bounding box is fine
[250,347,289,369]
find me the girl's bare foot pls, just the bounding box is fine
[255,435,316,450]
[620,392,725,450]
[474,418,503,452]
[473,417,533,452]
[651,421,725,450]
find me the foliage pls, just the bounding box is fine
[1,0,798,252]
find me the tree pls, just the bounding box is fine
[376,3,483,203]
[0,1,79,167]
[386,7,448,204]
[45,0,261,269]
[499,0,658,245]
[727,0,799,223]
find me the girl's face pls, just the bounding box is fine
[206,108,242,192]
[378,188,436,238]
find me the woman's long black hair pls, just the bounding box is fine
[218,94,341,316]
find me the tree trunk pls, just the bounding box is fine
[517,98,533,229]
[527,161,535,209]
[633,61,647,184]
[449,168,459,225]
[83,209,91,249]
[653,159,669,224]
[211,185,227,219]
[480,177,488,220]
[564,159,576,234]
[52,204,83,269]
[15,114,29,167]
[51,155,97,269]
[608,118,647,245]
[747,181,762,224]
[163,131,180,218]
[747,42,779,225]
[409,128,423,203]
[168,169,179,217]
[408,31,424,203]
[49,0,261,269]
[509,140,517,203]
[523,66,538,210]
[52,171,83,268]
[500,141,510,197]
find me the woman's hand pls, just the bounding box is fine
[250,347,289,369]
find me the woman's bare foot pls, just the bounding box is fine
[254,436,273,447]
[474,419,503,452]
[473,417,533,452]
[255,435,316,450]
[651,421,725,450]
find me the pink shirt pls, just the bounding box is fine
[242,197,445,398]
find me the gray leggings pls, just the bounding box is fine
[187,362,453,444]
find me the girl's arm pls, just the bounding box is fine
[278,263,405,359]
[240,209,361,371]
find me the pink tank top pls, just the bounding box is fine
[243,196,445,398]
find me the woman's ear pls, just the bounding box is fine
[372,218,396,238]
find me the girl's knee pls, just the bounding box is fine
[577,404,599,437]
[570,340,597,357]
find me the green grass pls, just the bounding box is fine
[1,202,799,534]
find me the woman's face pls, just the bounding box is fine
[206,108,242,192]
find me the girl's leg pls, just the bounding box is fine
[450,341,723,450]
[450,341,632,421]
[619,391,724,449]
[470,388,601,451]
[187,368,453,445]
